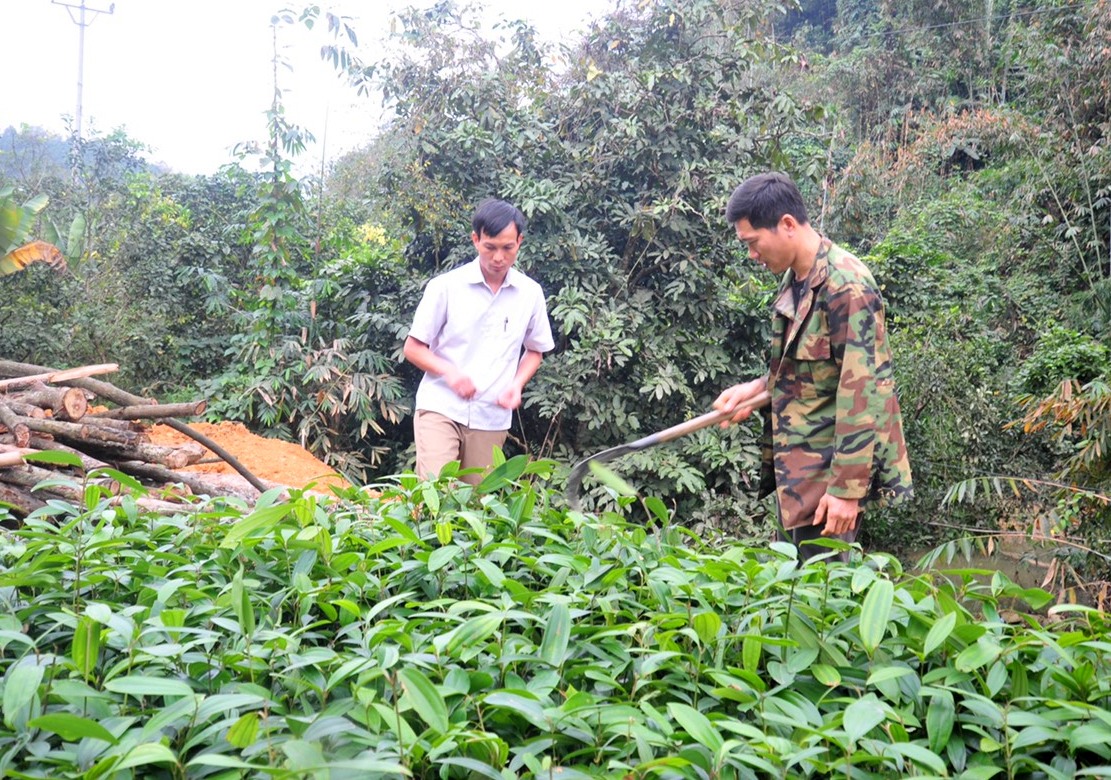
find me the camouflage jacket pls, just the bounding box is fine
[759,239,913,530]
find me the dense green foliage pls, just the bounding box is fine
[2,0,1111,560]
[4,470,1111,778]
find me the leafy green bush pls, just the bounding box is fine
[1013,326,1111,398]
[2,464,1110,778]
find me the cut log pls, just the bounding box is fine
[0,446,37,468]
[4,401,45,418]
[78,416,142,432]
[91,400,207,421]
[0,363,118,391]
[2,463,118,498]
[15,416,147,447]
[83,439,208,470]
[28,436,110,472]
[0,404,31,448]
[0,360,267,493]
[117,461,262,501]
[0,482,45,517]
[8,383,89,420]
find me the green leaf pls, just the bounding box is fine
[23,450,85,468]
[843,697,885,744]
[923,611,957,656]
[588,460,639,498]
[3,662,44,726]
[483,691,549,730]
[742,634,762,672]
[926,689,955,754]
[643,496,669,523]
[186,755,261,770]
[811,664,841,687]
[539,602,570,667]
[866,666,913,685]
[883,742,946,775]
[475,454,528,493]
[428,544,461,572]
[436,757,505,780]
[226,712,259,748]
[72,615,101,683]
[859,578,894,653]
[66,212,86,258]
[230,568,255,636]
[115,743,178,770]
[104,676,193,697]
[473,558,506,587]
[435,519,453,545]
[692,611,722,646]
[219,503,293,548]
[667,703,723,753]
[955,635,1002,672]
[29,713,118,744]
[441,613,502,656]
[398,667,450,734]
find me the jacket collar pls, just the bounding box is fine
[773,237,831,352]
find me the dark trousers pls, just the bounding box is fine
[777,519,860,563]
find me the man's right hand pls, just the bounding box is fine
[712,376,769,426]
[445,370,477,399]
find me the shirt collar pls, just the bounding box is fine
[464,257,518,289]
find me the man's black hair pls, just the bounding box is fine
[725,172,810,229]
[472,198,527,239]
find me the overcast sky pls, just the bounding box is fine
[0,0,602,175]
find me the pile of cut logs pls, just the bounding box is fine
[0,361,269,519]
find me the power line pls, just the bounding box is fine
[52,0,115,139]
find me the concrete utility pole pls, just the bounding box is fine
[53,0,115,139]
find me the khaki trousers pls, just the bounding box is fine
[414,410,508,486]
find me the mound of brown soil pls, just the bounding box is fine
[147,421,350,492]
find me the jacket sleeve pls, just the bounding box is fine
[825,281,885,499]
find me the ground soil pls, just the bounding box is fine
[146,421,350,492]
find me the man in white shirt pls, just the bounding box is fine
[403,199,555,484]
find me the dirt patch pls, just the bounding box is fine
[147,421,350,492]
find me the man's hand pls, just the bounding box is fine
[814,494,860,536]
[445,369,477,399]
[712,376,769,427]
[496,384,522,409]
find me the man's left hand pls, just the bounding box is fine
[497,385,523,409]
[814,494,860,536]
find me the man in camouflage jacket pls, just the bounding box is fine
[714,172,913,561]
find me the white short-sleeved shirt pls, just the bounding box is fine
[409,258,555,431]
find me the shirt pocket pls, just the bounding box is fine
[792,315,838,398]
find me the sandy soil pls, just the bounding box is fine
[146,421,350,492]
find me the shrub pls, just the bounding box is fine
[1013,326,1111,397]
